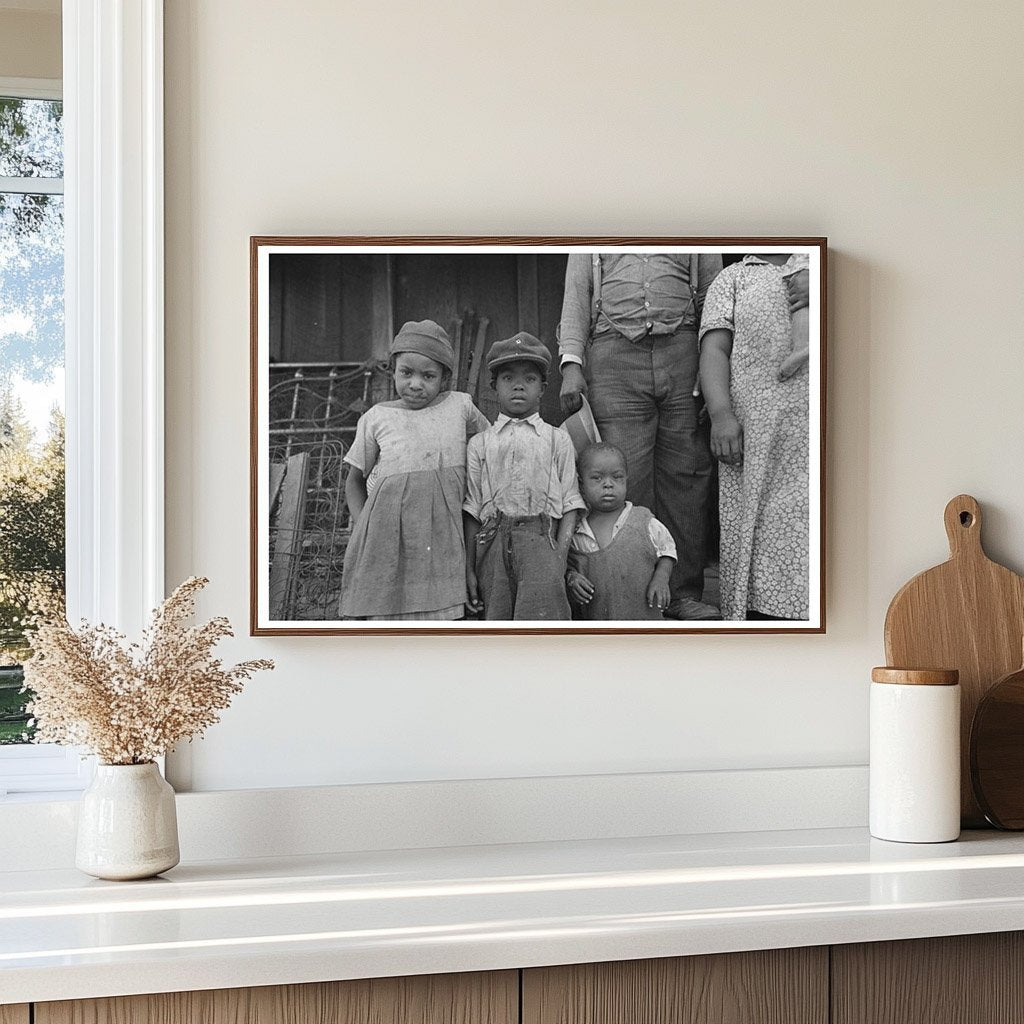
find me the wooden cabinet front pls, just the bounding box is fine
[0,1007,29,1024]
[34,971,518,1024]
[832,932,1024,1024]
[522,948,829,1024]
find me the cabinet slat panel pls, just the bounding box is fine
[832,932,1024,1024]
[0,1006,30,1024]
[522,949,828,1024]
[35,970,518,1024]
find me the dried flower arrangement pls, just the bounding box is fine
[22,577,273,765]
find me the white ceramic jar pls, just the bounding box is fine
[76,762,180,880]
[870,667,961,843]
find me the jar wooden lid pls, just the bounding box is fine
[871,667,959,686]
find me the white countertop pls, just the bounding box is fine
[4,826,1024,1005]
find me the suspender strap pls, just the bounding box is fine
[591,253,699,338]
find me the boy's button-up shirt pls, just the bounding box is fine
[464,413,586,522]
[558,253,724,366]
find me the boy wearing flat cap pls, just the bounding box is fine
[464,332,586,620]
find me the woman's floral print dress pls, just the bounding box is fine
[699,254,810,620]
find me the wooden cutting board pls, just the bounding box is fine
[884,494,1024,827]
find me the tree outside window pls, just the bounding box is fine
[0,94,65,744]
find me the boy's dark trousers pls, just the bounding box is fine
[475,513,571,620]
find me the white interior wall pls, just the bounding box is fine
[163,1,1024,792]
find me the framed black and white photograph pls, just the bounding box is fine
[250,237,826,635]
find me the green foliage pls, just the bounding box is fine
[0,665,31,743]
[0,391,65,688]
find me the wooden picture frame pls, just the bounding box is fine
[250,237,827,635]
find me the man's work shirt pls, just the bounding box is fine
[464,413,586,522]
[558,253,724,367]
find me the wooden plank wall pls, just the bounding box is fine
[269,254,379,364]
[266,252,575,425]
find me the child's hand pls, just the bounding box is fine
[646,576,671,613]
[786,268,809,313]
[566,569,595,605]
[779,347,809,381]
[465,570,484,615]
[710,412,743,466]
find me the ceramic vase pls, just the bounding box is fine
[76,762,180,880]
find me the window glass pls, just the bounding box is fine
[0,97,63,178]
[0,97,65,745]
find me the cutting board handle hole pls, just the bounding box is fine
[960,511,974,527]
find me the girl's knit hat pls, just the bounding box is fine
[389,320,455,373]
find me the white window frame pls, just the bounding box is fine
[0,0,164,797]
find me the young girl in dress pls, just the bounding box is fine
[340,320,489,620]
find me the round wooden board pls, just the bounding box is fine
[971,663,1024,829]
